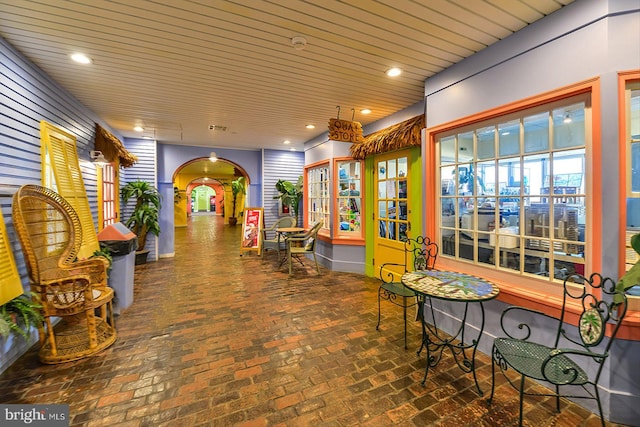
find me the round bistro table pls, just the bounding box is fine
[402,269,500,395]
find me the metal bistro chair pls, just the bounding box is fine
[285,221,323,275]
[488,272,628,427]
[376,236,438,349]
[12,185,117,364]
[261,216,297,259]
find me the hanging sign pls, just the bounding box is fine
[328,119,364,143]
[240,207,263,255]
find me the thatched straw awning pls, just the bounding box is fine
[350,115,424,159]
[94,124,138,168]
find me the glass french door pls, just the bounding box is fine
[374,149,413,276]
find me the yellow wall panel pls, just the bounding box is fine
[0,213,23,306]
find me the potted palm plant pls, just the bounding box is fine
[228,176,245,226]
[121,180,162,264]
[274,176,303,224]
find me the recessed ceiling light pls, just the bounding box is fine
[289,148,296,151]
[386,67,402,77]
[70,52,92,64]
[360,109,371,115]
[134,126,144,132]
[305,124,315,129]
[142,136,152,140]
[283,140,291,145]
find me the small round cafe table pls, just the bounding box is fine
[401,269,500,395]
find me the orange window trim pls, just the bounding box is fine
[617,71,640,280]
[424,78,640,340]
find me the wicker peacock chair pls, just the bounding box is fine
[12,184,116,363]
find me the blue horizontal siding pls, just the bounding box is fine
[0,36,123,372]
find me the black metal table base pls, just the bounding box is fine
[417,297,486,396]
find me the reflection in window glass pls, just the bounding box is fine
[459,131,474,162]
[398,157,407,177]
[476,161,495,196]
[553,103,585,149]
[378,161,386,179]
[388,159,397,179]
[441,136,456,164]
[524,112,549,153]
[499,119,520,156]
[477,126,495,160]
[437,96,588,282]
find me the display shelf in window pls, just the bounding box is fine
[335,159,364,238]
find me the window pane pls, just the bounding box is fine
[553,103,585,149]
[524,153,549,201]
[398,179,407,199]
[458,131,474,162]
[477,161,495,196]
[477,126,495,159]
[378,161,386,179]
[632,142,640,193]
[387,159,397,179]
[441,165,456,196]
[378,201,387,218]
[499,119,520,156]
[398,157,407,177]
[441,136,456,164]
[524,112,549,153]
[457,164,473,195]
[378,181,386,198]
[398,201,408,221]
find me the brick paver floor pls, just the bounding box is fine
[0,215,627,426]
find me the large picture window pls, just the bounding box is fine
[335,159,363,238]
[625,80,640,271]
[306,163,330,231]
[438,95,589,282]
[99,162,118,230]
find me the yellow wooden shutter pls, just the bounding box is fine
[40,121,99,259]
[0,212,23,305]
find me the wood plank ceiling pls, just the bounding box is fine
[0,0,573,151]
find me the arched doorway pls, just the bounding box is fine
[172,156,249,226]
[191,184,217,214]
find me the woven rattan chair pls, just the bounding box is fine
[376,236,438,349]
[286,221,323,275]
[12,184,116,364]
[261,216,296,259]
[488,272,628,427]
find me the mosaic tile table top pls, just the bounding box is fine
[402,270,500,302]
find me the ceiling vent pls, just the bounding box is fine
[209,124,228,132]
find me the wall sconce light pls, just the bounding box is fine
[90,150,108,167]
[209,151,218,162]
[563,112,572,123]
